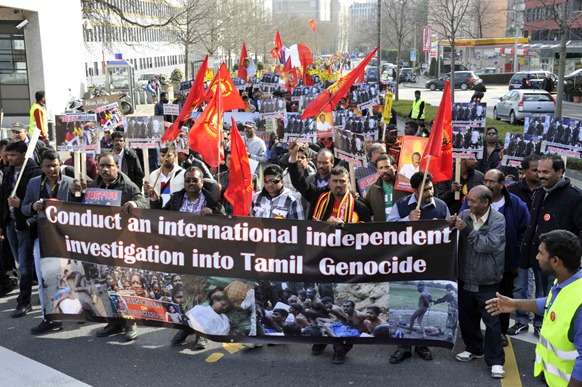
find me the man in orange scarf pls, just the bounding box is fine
[287,140,371,364]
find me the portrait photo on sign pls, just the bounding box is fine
[395,136,428,192]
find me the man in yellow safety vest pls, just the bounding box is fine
[408,90,425,125]
[29,91,48,142]
[486,229,582,387]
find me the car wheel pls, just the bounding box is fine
[460,83,468,91]
[429,84,436,91]
[493,107,500,121]
[509,110,517,125]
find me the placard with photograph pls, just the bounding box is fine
[452,125,484,159]
[452,102,486,127]
[395,136,428,192]
[283,113,316,143]
[124,116,165,148]
[333,128,367,167]
[55,114,100,152]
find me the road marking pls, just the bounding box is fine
[205,352,224,363]
[501,337,522,387]
[222,343,245,354]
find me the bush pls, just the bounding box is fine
[170,68,184,84]
[429,58,437,77]
[157,73,169,86]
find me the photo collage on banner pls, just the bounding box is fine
[452,102,486,159]
[259,72,280,93]
[353,83,380,112]
[123,116,165,148]
[40,202,458,348]
[55,114,100,152]
[83,95,125,133]
[291,85,320,101]
[540,116,582,157]
[284,112,316,143]
[501,116,546,168]
[258,98,286,119]
[334,128,367,166]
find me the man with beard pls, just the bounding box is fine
[384,125,402,165]
[111,131,145,190]
[518,154,582,337]
[387,172,449,364]
[365,154,401,221]
[288,141,370,364]
[242,121,268,165]
[306,148,334,188]
[486,230,582,387]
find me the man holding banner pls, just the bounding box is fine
[288,140,371,364]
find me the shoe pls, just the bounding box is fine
[311,344,327,355]
[501,334,508,347]
[491,365,506,378]
[125,324,138,341]
[31,319,63,334]
[194,336,208,350]
[507,322,529,336]
[455,351,484,362]
[11,303,32,318]
[171,329,191,346]
[96,323,124,337]
[332,350,346,364]
[415,346,433,360]
[389,349,412,364]
[534,326,541,337]
[0,282,15,298]
[243,343,263,348]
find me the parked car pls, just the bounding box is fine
[508,71,557,90]
[398,67,415,83]
[476,67,500,74]
[424,71,481,91]
[443,64,469,72]
[365,67,379,83]
[493,89,555,125]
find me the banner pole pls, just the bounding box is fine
[416,155,431,211]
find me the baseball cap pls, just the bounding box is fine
[243,121,257,130]
[386,124,397,133]
[10,122,27,131]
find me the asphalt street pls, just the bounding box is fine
[1,285,545,387]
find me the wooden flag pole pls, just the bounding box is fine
[11,129,41,198]
[454,158,461,201]
[415,155,431,211]
[73,151,81,198]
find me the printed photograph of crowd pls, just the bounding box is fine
[353,83,379,111]
[258,97,286,116]
[334,128,366,165]
[55,114,100,152]
[540,116,582,153]
[452,125,484,158]
[501,133,541,168]
[284,113,316,142]
[124,116,165,141]
[92,103,124,131]
[452,102,487,126]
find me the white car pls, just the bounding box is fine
[493,89,555,125]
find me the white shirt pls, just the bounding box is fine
[399,163,419,179]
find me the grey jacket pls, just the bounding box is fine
[22,174,76,217]
[458,208,506,292]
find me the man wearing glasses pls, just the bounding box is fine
[251,165,304,220]
[478,127,502,173]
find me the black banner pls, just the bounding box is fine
[38,202,459,348]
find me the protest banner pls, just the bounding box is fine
[451,125,484,159]
[83,95,125,131]
[395,136,428,192]
[124,116,164,148]
[333,128,367,167]
[540,116,582,157]
[39,201,457,347]
[55,114,100,152]
[284,113,316,143]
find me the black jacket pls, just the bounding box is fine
[0,159,42,230]
[120,148,145,190]
[520,178,582,270]
[151,184,225,215]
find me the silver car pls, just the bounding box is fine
[493,89,555,125]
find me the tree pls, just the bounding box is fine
[381,0,417,100]
[526,0,582,117]
[466,0,503,39]
[428,0,473,104]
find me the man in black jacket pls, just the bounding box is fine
[111,131,145,190]
[0,140,41,318]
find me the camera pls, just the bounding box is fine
[15,19,28,30]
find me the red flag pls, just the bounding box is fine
[309,19,316,32]
[205,63,245,111]
[224,117,253,216]
[188,84,224,168]
[301,48,378,119]
[270,30,284,62]
[237,42,248,82]
[161,55,209,142]
[419,80,453,182]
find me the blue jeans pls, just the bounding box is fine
[6,219,33,306]
[513,268,536,325]
[458,285,505,367]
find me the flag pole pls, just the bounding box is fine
[415,155,432,211]
[216,78,222,183]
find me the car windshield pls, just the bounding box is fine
[523,93,552,101]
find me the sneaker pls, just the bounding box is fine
[311,344,327,355]
[194,336,208,350]
[455,351,484,362]
[31,319,63,334]
[96,323,124,337]
[491,365,506,378]
[332,350,346,365]
[389,348,412,364]
[171,329,191,346]
[414,346,433,361]
[507,322,529,336]
[11,303,32,318]
[501,334,508,347]
[125,324,138,341]
[534,326,541,337]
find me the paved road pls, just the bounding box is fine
[0,286,545,387]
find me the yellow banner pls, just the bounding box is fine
[383,91,393,124]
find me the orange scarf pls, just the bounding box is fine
[312,191,358,223]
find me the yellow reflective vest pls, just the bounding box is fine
[29,102,48,139]
[534,277,582,386]
[411,98,425,120]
